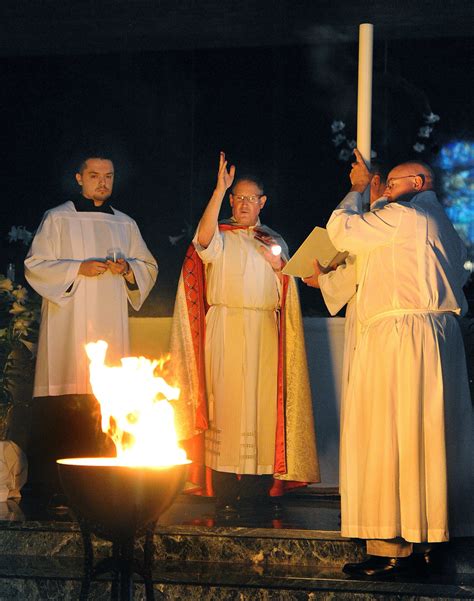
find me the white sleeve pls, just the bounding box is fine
[24,212,80,307]
[192,224,223,263]
[327,191,402,254]
[125,220,158,311]
[318,255,357,315]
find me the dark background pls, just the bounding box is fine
[1,1,473,315]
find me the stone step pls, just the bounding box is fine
[0,495,473,599]
[1,518,473,576]
[152,525,474,575]
[0,556,474,600]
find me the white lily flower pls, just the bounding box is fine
[418,126,433,139]
[12,287,28,303]
[331,120,345,133]
[9,302,26,315]
[424,112,440,124]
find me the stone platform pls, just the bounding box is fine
[0,492,473,600]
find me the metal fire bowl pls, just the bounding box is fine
[57,458,189,542]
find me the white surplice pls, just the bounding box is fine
[25,202,158,397]
[327,190,474,542]
[193,225,282,475]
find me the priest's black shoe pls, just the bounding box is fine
[46,493,69,514]
[413,547,448,575]
[343,555,415,578]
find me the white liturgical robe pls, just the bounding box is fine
[193,225,282,475]
[319,198,387,425]
[25,202,158,397]
[327,190,474,542]
[318,255,357,428]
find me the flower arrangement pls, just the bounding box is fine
[7,226,33,246]
[412,112,440,154]
[330,120,377,162]
[331,111,440,161]
[0,275,41,405]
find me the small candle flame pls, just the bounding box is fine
[271,244,282,256]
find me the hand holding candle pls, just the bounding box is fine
[107,247,121,263]
[259,246,282,273]
[254,230,283,272]
[106,257,131,277]
[350,148,372,192]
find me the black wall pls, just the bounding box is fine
[1,37,473,315]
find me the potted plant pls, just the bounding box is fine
[0,275,41,439]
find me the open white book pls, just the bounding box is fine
[282,227,348,278]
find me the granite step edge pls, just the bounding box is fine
[0,557,473,600]
[0,525,366,566]
[0,521,472,574]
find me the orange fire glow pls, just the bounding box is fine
[85,340,189,467]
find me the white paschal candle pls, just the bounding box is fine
[357,23,373,176]
[355,24,374,341]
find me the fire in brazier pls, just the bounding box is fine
[83,339,188,467]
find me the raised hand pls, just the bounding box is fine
[350,148,372,192]
[216,151,235,193]
[198,152,236,249]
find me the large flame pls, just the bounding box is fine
[85,340,189,467]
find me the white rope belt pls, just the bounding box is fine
[208,304,275,312]
[362,308,457,328]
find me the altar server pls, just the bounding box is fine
[327,149,473,577]
[25,155,157,498]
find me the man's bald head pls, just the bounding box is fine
[395,161,434,184]
[384,160,434,202]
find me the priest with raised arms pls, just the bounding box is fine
[171,152,319,513]
[25,154,157,500]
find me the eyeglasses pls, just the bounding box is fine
[231,194,263,204]
[386,175,421,190]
